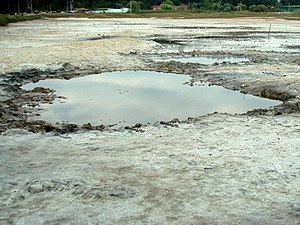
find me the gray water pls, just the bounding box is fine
[23,71,281,126]
[152,56,249,64]
[160,36,298,54]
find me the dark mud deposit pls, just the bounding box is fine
[0,58,298,134]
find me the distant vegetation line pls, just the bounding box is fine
[0,11,299,27]
[1,0,299,15]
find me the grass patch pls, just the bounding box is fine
[43,10,300,20]
[0,14,42,26]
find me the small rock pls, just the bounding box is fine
[31,87,53,94]
[82,123,93,130]
[160,121,178,127]
[44,124,55,132]
[28,182,43,193]
[42,181,55,191]
[63,124,79,133]
[62,62,74,71]
[73,188,84,195]
[169,118,180,123]
[133,123,142,128]
[95,124,105,130]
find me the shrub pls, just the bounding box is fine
[160,0,175,10]
[130,1,140,13]
[258,4,268,12]
[161,3,175,10]
[249,5,258,12]
[249,4,267,12]
[235,3,247,11]
[224,3,234,11]
[210,2,223,11]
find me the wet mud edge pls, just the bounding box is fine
[0,60,299,134]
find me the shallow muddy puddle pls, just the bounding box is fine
[160,36,299,53]
[152,56,249,64]
[22,71,281,126]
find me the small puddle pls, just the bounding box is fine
[22,71,281,126]
[160,37,298,53]
[152,56,249,64]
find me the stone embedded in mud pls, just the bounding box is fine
[170,118,180,123]
[160,120,179,127]
[59,124,80,133]
[82,123,93,130]
[44,124,55,133]
[62,62,77,72]
[27,120,55,133]
[95,124,105,130]
[31,87,54,94]
[73,187,84,195]
[133,123,142,128]
[28,182,43,193]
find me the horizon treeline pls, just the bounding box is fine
[1,0,299,14]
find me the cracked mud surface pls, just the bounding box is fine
[0,17,300,224]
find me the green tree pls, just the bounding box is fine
[235,3,247,10]
[249,4,268,11]
[130,1,141,13]
[257,4,267,11]
[223,3,234,11]
[210,2,223,10]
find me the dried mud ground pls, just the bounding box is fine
[0,18,300,224]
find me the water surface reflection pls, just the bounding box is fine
[23,71,281,126]
[152,56,249,64]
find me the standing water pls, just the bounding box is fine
[22,71,281,126]
[151,56,249,64]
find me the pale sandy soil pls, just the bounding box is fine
[0,17,299,225]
